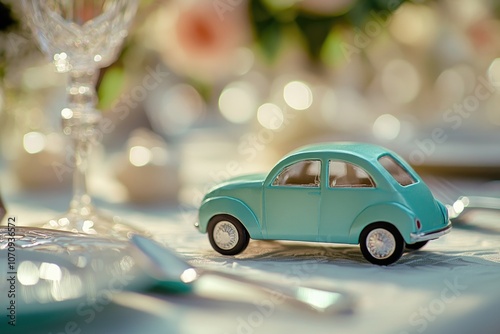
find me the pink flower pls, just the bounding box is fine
[155,0,250,81]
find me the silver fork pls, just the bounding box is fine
[130,234,355,314]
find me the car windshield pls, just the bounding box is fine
[378,155,416,187]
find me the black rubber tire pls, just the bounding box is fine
[405,240,428,251]
[359,222,405,265]
[208,214,249,256]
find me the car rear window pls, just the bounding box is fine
[329,160,374,188]
[378,155,416,187]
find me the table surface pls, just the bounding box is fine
[2,175,500,334]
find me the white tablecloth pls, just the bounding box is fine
[4,197,499,334]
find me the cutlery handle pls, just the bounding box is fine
[197,269,354,314]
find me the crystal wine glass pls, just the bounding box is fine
[22,0,139,238]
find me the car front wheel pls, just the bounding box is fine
[360,223,405,265]
[208,215,249,255]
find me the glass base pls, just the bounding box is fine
[31,207,142,240]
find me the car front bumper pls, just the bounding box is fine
[410,222,452,243]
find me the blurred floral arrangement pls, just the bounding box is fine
[0,0,415,165]
[2,0,500,202]
[2,0,499,126]
[0,0,413,94]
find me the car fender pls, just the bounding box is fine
[198,196,263,239]
[348,202,416,244]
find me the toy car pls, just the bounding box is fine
[196,142,451,265]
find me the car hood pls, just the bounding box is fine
[205,173,266,197]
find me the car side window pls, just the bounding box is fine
[273,160,321,187]
[329,160,374,188]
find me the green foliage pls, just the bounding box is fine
[295,13,336,61]
[0,1,19,79]
[249,0,284,61]
[0,1,16,32]
[97,67,125,111]
[249,0,410,63]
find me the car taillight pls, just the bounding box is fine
[415,219,422,230]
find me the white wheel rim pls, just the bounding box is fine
[213,221,239,250]
[366,228,396,260]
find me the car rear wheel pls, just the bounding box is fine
[208,215,249,255]
[360,223,405,265]
[405,240,428,251]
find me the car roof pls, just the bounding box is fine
[288,142,390,160]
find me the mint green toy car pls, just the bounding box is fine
[196,143,451,265]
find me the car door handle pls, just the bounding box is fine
[308,190,320,195]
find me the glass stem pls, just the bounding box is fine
[64,70,101,217]
[70,136,92,215]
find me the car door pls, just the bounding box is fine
[319,160,379,243]
[263,159,321,241]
